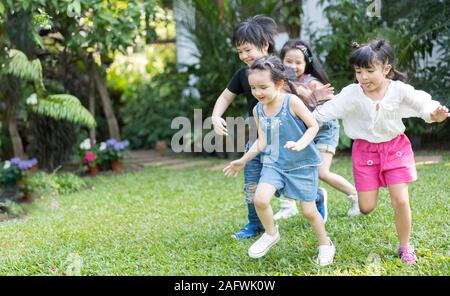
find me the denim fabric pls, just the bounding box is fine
[314,119,340,149]
[243,142,263,227]
[256,94,321,170]
[259,165,318,201]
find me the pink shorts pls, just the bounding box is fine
[352,134,417,192]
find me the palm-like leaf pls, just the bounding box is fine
[31,94,96,128]
[6,49,42,81]
[6,49,96,128]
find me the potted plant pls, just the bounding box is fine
[79,138,100,175]
[0,157,38,202]
[98,139,130,171]
[83,151,99,174]
[155,140,168,153]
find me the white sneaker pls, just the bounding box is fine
[274,199,298,221]
[317,239,335,266]
[347,194,361,217]
[248,227,280,258]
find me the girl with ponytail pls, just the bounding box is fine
[313,39,449,264]
[212,15,328,240]
[224,55,336,266]
[276,39,360,222]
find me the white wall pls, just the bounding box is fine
[301,0,330,42]
[174,0,199,69]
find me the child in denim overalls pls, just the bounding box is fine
[275,39,360,221]
[212,16,328,240]
[224,56,335,266]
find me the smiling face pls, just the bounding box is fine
[248,69,283,104]
[282,48,306,79]
[354,61,391,94]
[236,42,268,66]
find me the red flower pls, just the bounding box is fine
[83,151,97,163]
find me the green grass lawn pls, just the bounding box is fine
[0,151,449,275]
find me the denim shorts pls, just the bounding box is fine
[259,165,318,202]
[314,119,339,155]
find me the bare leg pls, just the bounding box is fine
[300,200,329,245]
[358,190,379,215]
[254,183,278,235]
[318,152,357,196]
[388,183,411,246]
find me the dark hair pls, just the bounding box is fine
[280,39,330,84]
[349,39,407,81]
[248,55,301,100]
[233,15,278,54]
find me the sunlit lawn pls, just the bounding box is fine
[0,151,449,275]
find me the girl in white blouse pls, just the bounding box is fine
[313,39,449,264]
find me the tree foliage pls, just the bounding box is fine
[31,94,96,128]
[0,0,167,161]
[307,0,450,143]
[4,49,95,128]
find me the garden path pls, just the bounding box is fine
[125,150,229,171]
[124,150,443,172]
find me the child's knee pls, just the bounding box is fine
[358,193,378,214]
[254,195,269,209]
[318,169,329,181]
[359,203,376,215]
[391,195,410,209]
[244,184,257,203]
[301,206,317,220]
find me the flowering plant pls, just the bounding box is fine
[98,139,130,162]
[0,157,38,186]
[79,138,99,168]
[83,151,98,167]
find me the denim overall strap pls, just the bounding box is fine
[255,101,264,120]
[260,94,321,171]
[299,74,318,85]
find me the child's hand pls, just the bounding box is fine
[223,158,246,177]
[309,83,334,105]
[212,115,229,136]
[431,105,450,123]
[295,85,316,110]
[284,141,305,151]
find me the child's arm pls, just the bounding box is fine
[295,82,334,110]
[401,84,449,123]
[284,96,319,151]
[307,80,334,106]
[224,108,266,177]
[430,105,450,122]
[312,86,354,123]
[212,89,236,136]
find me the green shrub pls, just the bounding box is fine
[0,199,28,216]
[120,63,193,149]
[55,172,87,195]
[28,171,86,196]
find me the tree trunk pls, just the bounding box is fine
[92,65,121,140]
[217,0,224,21]
[88,77,96,144]
[8,116,24,158]
[2,76,25,158]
